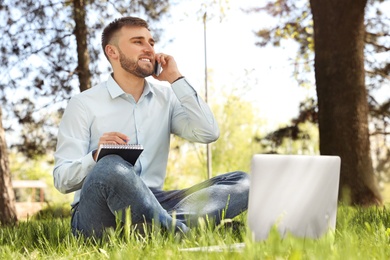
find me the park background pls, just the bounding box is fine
[0,0,389,219]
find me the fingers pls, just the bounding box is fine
[154,53,182,83]
[100,132,129,145]
[155,53,171,65]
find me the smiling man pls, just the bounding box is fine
[53,16,249,238]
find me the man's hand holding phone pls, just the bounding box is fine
[153,53,183,84]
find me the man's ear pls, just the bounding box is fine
[105,44,119,60]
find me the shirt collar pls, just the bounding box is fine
[106,74,154,99]
[143,80,154,97]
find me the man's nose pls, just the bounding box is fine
[144,43,154,54]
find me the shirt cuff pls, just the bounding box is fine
[171,77,197,100]
[86,150,97,166]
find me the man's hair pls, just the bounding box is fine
[101,16,150,59]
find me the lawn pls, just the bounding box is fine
[1,205,390,259]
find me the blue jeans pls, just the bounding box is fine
[71,154,250,238]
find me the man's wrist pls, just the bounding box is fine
[171,76,184,84]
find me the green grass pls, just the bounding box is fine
[2,206,390,259]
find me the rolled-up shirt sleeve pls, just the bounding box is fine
[53,97,96,194]
[170,77,220,143]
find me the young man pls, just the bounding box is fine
[53,16,249,238]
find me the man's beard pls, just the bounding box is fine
[118,48,153,78]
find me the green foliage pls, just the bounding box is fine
[165,136,208,190]
[164,88,266,190]
[10,153,52,181]
[9,152,73,204]
[2,206,390,259]
[260,121,319,155]
[164,80,320,191]
[32,203,72,220]
[211,94,264,174]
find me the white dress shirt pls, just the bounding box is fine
[53,75,219,205]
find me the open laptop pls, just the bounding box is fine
[248,154,341,241]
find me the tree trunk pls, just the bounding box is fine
[310,0,382,205]
[73,0,91,92]
[0,106,18,225]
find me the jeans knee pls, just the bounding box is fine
[89,154,136,186]
[240,171,250,189]
[230,171,250,187]
[239,171,250,186]
[97,154,127,167]
[235,171,249,181]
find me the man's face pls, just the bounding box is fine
[113,26,156,77]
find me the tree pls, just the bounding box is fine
[251,0,387,205]
[0,0,170,225]
[73,0,92,92]
[310,0,382,205]
[0,107,17,225]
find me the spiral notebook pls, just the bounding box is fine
[96,144,144,165]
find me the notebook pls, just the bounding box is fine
[96,144,144,165]
[248,154,341,241]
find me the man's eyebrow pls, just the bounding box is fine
[130,36,155,44]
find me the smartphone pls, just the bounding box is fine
[154,62,162,76]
